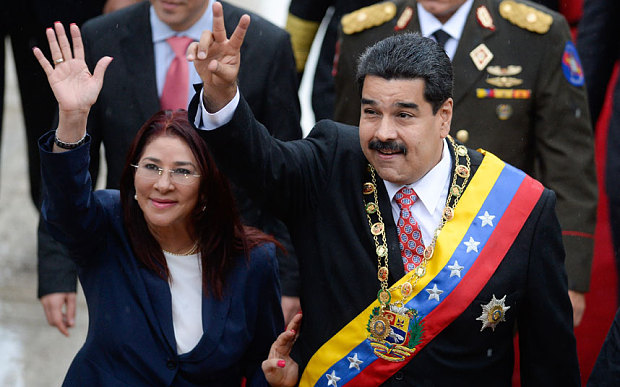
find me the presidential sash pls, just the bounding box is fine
[299,151,544,386]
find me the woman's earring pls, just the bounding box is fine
[134,194,138,201]
[201,205,207,212]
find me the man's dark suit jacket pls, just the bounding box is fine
[38,1,302,298]
[39,131,282,386]
[189,93,579,385]
[333,0,597,294]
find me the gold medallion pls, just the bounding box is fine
[456,145,468,157]
[415,266,426,278]
[401,282,413,298]
[368,314,391,340]
[371,222,384,235]
[376,244,388,257]
[378,266,389,281]
[496,104,513,120]
[363,182,376,194]
[366,202,378,214]
[378,289,392,305]
[443,207,454,221]
[423,245,434,259]
[450,184,462,197]
[456,165,470,178]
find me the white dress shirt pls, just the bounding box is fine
[383,140,451,245]
[150,4,213,106]
[417,0,474,60]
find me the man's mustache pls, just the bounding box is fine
[368,140,407,155]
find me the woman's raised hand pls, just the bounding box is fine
[262,313,302,387]
[33,23,112,115]
[187,1,249,112]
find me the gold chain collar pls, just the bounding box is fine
[362,136,471,308]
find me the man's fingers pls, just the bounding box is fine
[45,302,69,337]
[229,14,250,51]
[32,47,54,76]
[197,29,214,60]
[54,22,73,62]
[70,23,85,61]
[66,293,77,327]
[186,41,199,61]
[211,2,227,43]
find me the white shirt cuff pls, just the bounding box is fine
[193,87,240,130]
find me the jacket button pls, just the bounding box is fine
[394,372,404,381]
[166,360,177,370]
[456,129,469,143]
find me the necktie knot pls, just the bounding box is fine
[432,29,451,49]
[395,187,418,211]
[167,36,193,58]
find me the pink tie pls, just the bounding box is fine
[160,36,193,111]
[395,187,426,272]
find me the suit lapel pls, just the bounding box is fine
[119,2,160,117]
[452,0,497,105]
[139,265,178,352]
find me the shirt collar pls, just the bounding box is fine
[150,3,213,43]
[417,0,474,41]
[385,138,451,215]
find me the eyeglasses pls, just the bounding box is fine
[131,162,201,185]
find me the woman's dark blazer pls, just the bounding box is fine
[39,131,283,386]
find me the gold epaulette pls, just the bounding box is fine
[286,13,321,72]
[499,0,553,34]
[341,2,397,35]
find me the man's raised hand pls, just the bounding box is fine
[187,1,250,112]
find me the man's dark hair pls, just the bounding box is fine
[356,33,454,114]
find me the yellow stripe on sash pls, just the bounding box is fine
[300,151,505,386]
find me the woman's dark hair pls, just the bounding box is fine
[356,32,454,114]
[119,110,275,298]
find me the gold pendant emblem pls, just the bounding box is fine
[378,266,389,281]
[363,182,376,194]
[371,222,384,235]
[367,305,423,362]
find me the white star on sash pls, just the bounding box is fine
[326,370,341,386]
[464,236,480,253]
[478,211,496,227]
[448,260,465,278]
[347,353,363,370]
[426,283,444,301]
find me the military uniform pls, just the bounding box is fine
[334,0,597,292]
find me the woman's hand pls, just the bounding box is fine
[187,1,249,112]
[262,313,302,387]
[33,22,112,146]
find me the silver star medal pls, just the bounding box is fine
[426,283,444,301]
[476,294,510,332]
[326,370,341,387]
[347,353,363,370]
[464,236,480,253]
[478,211,495,227]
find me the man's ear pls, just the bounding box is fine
[439,98,453,137]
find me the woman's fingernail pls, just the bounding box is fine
[277,360,286,368]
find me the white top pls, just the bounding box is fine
[417,0,474,60]
[150,3,213,105]
[164,251,203,354]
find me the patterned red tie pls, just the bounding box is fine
[160,36,193,111]
[395,187,426,272]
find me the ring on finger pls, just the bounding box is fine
[54,58,64,64]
